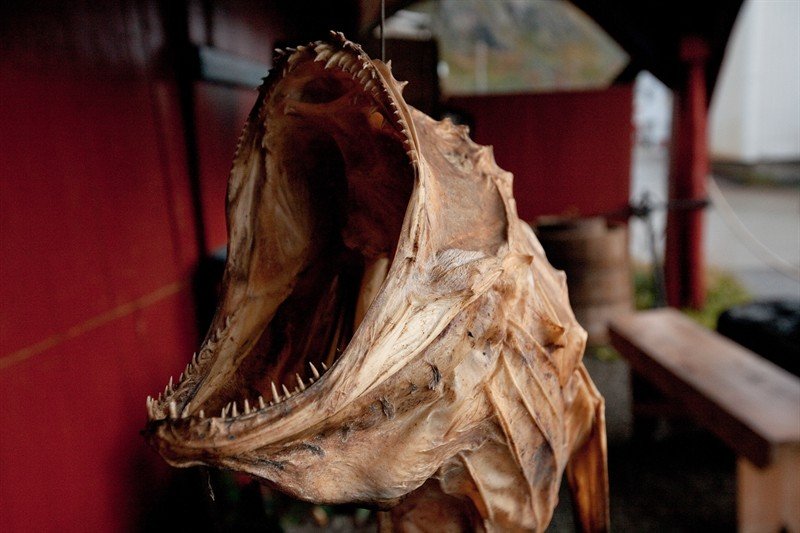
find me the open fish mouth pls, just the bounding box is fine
[145,35,421,452]
[143,33,607,531]
[143,35,514,496]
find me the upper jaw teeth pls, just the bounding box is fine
[147,360,331,422]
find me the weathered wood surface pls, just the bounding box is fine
[610,308,800,532]
[610,308,800,468]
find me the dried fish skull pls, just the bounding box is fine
[144,32,608,532]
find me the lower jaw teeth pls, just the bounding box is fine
[156,359,331,422]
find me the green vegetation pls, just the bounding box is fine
[680,270,751,329]
[588,266,750,361]
[633,265,751,329]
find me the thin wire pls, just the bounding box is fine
[380,0,386,62]
[707,175,800,281]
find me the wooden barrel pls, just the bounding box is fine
[535,217,633,346]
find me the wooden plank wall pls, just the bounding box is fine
[0,1,290,530]
[448,87,634,223]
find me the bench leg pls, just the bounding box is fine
[737,446,800,533]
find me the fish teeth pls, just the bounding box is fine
[160,347,337,422]
[271,382,281,404]
[325,54,340,70]
[356,70,371,85]
[344,60,360,75]
[287,54,303,72]
[315,48,333,63]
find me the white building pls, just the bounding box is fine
[709,0,800,164]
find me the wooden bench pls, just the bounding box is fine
[609,308,800,533]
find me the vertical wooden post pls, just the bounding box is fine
[665,37,709,309]
[737,446,800,533]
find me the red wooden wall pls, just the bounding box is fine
[0,2,289,531]
[449,87,634,222]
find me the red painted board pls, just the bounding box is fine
[448,86,634,222]
[0,70,196,359]
[0,288,196,532]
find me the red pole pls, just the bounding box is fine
[665,36,709,309]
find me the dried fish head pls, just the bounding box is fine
[144,32,608,532]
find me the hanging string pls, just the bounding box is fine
[380,0,386,62]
